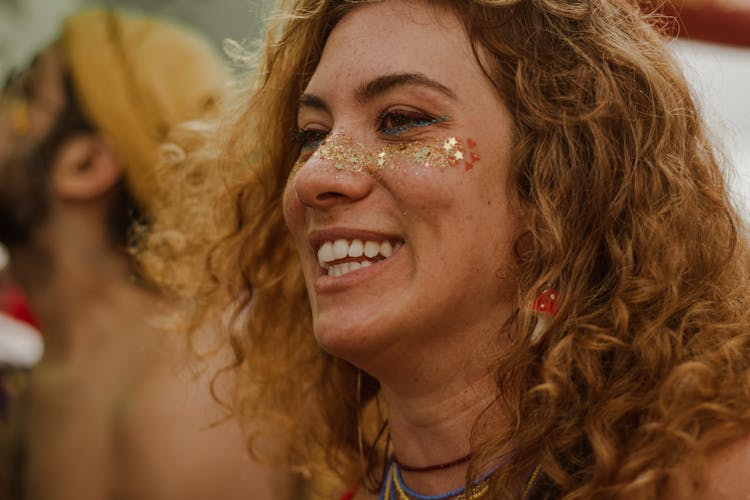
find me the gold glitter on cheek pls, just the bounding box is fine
[284,133,482,186]
[376,151,386,167]
[394,136,480,172]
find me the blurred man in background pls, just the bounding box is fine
[0,8,296,500]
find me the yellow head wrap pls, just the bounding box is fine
[61,8,227,214]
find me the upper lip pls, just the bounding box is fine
[308,228,404,252]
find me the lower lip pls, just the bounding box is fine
[315,248,401,293]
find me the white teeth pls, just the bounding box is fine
[332,239,349,260]
[363,241,380,258]
[327,262,353,277]
[348,239,364,257]
[326,259,372,277]
[316,237,404,275]
[380,241,392,257]
[318,241,334,263]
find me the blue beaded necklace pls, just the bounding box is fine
[378,457,493,500]
[377,457,541,500]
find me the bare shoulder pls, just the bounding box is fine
[118,354,298,500]
[666,432,750,499]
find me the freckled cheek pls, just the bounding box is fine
[378,145,486,213]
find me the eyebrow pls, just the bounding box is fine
[356,72,457,103]
[297,72,457,115]
[297,93,330,114]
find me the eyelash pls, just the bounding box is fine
[293,110,448,152]
[377,109,447,137]
[292,128,327,152]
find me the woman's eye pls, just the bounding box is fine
[293,128,328,152]
[379,110,446,137]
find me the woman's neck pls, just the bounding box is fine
[379,364,505,495]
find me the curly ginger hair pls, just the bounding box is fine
[138,0,750,498]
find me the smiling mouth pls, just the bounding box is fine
[317,238,404,277]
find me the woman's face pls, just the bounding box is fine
[283,0,517,370]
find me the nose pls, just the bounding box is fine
[291,153,374,210]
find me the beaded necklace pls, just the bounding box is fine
[378,458,490,500]
[377,459,542,500]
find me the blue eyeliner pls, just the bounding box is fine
[381,114,449,137]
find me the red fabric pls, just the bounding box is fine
[338,488,357,500]
[665,4,750,46]
[0,283,40,330]
[643,1,750,47]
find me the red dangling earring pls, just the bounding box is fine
[529,288,558,342]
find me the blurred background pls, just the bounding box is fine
[0,0,277,354]
[675,40,750,215]
[0,0,272,70]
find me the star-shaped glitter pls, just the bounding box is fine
[453,150,463,160]
[376,151,386,167]
[443,137,457,151]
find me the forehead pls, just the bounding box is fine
[306,0,480,96]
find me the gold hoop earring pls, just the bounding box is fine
[357,368,367,481]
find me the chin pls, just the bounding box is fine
[313,320,363,357]
[312,313,389,366]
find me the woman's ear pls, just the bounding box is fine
[50,134,123,201]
